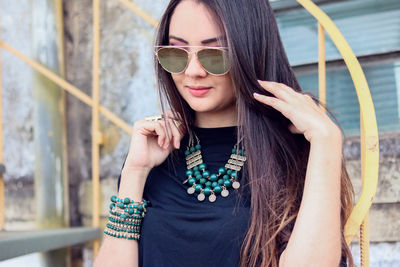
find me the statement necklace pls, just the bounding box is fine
[182,133,247,202]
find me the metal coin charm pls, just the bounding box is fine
[221,189,229,197]
[232,181,240,189]
[208,194,216,203]
[187,187,195,194]
[197,193,205,201]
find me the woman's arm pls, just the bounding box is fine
[279,133,342,267]
[253,80,344,266]
[94,110,185,267]
[93,167,149,267]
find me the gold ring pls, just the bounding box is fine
[144,114,163,121]
[173,120,182,127]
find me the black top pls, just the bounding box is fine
[117,125,347,267]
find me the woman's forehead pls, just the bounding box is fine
[168,0,224,45]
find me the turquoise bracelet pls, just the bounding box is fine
[104,195,148,241]
[110,195,148,211]
[104,229,141,240]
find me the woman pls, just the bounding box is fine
[94,0,354,266]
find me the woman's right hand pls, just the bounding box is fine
[122,109,186,174]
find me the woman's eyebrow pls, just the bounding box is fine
[169,35,227,45]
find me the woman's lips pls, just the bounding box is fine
[188,86,211,97]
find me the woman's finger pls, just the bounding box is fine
[257,80,294,102]
[253,93,294,119]
[154,120,168,148]
[137,120,168,148]
[138,110,184,150]
[166,118,182,149]
[159,119,174,149]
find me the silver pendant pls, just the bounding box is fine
[197,193,205,201]
[187,186,195,194]
[208,194,216,202]
[221,189,229,197]
[232,181,240,189]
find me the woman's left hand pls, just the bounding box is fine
[253,79,342,143]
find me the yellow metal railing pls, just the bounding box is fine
[0,0,379,266]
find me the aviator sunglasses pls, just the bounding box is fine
[154,45,230,76]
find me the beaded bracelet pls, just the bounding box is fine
[104,195,149,241]
[110,195,148,211]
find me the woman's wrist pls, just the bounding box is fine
[122,163,152,174]
[309,125,342,146]
[118,167,150,200]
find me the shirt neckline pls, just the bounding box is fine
[188,125,238,146]
[192,125,237,132]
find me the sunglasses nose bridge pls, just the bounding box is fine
[184,50,207,76]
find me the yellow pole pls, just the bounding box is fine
[92,0,101,256]
[318,22,326,113]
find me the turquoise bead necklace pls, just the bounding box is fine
[182,132,247,202]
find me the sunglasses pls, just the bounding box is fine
[154,45,230,76]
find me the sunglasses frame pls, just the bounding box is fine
[154,45,231,76]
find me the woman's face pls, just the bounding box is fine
[168,0,236,115]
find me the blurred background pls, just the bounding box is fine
[0,0,399,266]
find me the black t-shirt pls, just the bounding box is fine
[117,125,348,266]
[118,125,251,266]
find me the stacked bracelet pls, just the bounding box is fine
[103,195,149,241]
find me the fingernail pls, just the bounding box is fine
[253,92,260,97]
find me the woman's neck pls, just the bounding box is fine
[194,106,237,128]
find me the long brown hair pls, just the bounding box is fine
[154,0,354,266]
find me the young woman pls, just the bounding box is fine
[94,0,354,266]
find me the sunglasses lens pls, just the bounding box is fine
[157,47,188,73]
[198,48,230,75]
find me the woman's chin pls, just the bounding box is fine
[189,106,214,113]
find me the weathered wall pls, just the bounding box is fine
[345,132,400,244]
[63,0,93,234]
[344,132,400,266]
[1,0,34,181]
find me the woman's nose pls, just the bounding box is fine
[184,53,207,77]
